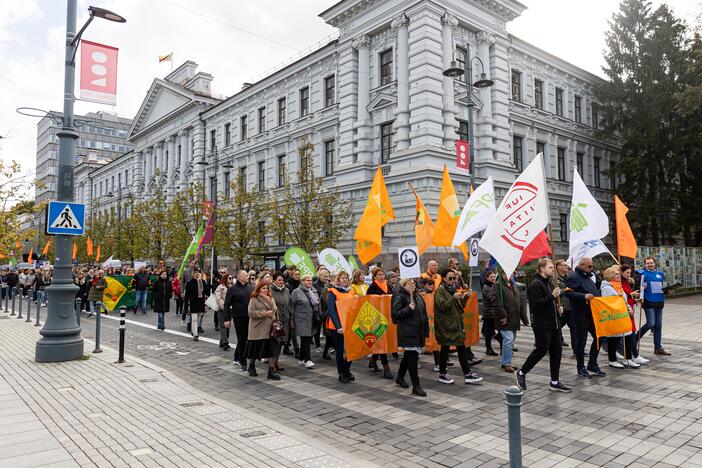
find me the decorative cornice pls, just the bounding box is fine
[391,13,409,31]
[477,31,496,46]
[352,35,371,50]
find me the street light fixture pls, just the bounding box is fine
[36,1,125,363]
[442,44,494,190]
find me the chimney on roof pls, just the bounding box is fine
[241,82,253,90]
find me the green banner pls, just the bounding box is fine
[284,247,315,278]
[103,275,156,311]
[348,255,360,272]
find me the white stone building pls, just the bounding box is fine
[76,0,618,266]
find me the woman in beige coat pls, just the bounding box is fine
[246,281,281,380]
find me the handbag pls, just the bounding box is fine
[205,293,220,311]
[270,319,285,338]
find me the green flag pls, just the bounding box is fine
[284,247,315,278]
[178,222,204,279]
[348,255,360,272]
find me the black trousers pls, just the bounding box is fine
[574,312,600,370]
[219,312,230,347]
[439,345,471,375]
[521,327,562,382]
[175,297,184,315]
[299,336,312,362]
[370,353,389,365]
[232,315,249,365]
[482,319,502,349]
[608,335,634,360]
[397,350,420,387]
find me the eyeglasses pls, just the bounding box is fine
[446,277,456,281]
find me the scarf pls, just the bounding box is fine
[443,282,457,295]
[610,279,623,293]
[335,285,350,293]
[196,279,203,298]
[374,279,388,294]
[301,285,320,306]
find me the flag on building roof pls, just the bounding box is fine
[158,52,173,63]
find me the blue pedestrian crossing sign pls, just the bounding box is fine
[46,201,85,236]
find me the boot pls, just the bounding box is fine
[369,358,380,373]
[412,386,427,397]
[338,373,350,383]
[486,348,498,356]
[275,362,285,372]
[248,365,258,377]
[267,368,281,380]
[283,346,293,356]
[382,365,394,379]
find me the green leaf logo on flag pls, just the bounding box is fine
[284,247,315,278]
[570,203,589,232]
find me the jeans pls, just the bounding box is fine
[157,312,165,329]
[135,290,147,314]
[332,331,351,376]
[38,290,47,306]
[638,307,663,350]
[89,301,97,316]
[574,312,600,370]
[191,313,201,336]
[521,327,562,382]
[397,350,420,387]
[500,330,516,365]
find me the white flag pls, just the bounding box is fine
[567,239,612,267]
[568,168,610,258]
[452,177,496,248]
[318,248,352,275]
[479,153,550,275]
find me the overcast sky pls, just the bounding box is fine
[0,0,698,176]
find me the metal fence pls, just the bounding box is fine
[638,246,702,289]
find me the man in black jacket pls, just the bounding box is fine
[223,270,253,369]
[516,259,570,392]
[566,257,605,378]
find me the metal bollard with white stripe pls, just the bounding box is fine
[93,301,103,353]
[117,306,126,364]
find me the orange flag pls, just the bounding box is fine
[41,238,51,256]
[463,291,480,347]
[353,166,395,264]
[72,242,77,261]
[590,296,632,338]
[95,244,101,263]
[614,195,637,259]
[86,236,94,257]
[433,165,468,259]
[410,183,435,256]
[339,295,398,361]
[15,240,21,249]
[28,248,33,264]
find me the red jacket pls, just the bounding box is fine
[622,280,637,332]
[171,278,182,296]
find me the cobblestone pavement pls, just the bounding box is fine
[3,296,702,467]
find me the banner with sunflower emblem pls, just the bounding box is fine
[102,275,156,311]
[340,295,398,361]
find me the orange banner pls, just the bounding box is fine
[422,293,440,352]
[340,295,398,361]
[590,296,632,338]
[463,291,480,347]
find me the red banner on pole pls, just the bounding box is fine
[80,40,119,105]
[201,201,214,244]
[456,140,470,171]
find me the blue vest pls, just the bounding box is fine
[641,269,665,304]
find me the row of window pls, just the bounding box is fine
[511,70,601,129]
[74,137,133,153]
[83,124,128,138]
[214,75,337,150]
[93,170,130,198]
[512,136,614,189]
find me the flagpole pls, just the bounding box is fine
[547,223,561,308]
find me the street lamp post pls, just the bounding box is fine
[197,149,232,278]
[35,1,125,362]
[443,43,494,190]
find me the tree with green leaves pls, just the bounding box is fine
[216,171,272,268]
[596,0,695,245]
[168,182,207,260]
[138,176,171,262]
[271,135,352,254]
[0,160,42,259]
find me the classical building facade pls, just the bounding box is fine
[76,0,618,265]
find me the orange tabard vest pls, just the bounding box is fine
[326,287,355,330]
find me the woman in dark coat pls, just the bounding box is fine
[392,278,429,397]
[185,270,209,341]
[481,270,501,356]
[152,270,172,331]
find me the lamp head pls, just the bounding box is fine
[442,60,465,78]
[89,6,127,23]
[473,73,494,88]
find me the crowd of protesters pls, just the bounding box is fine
[1,254,672,396]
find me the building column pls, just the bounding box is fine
[352,35,372,164]
[192,120,206,188]
[392,13,410,151]
[179,129,190,191]
[166,135,176,201]
[476,31,496,162]
[144,147,153,193]
[440,12,458,147]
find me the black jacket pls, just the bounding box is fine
[185,278,209,314]
[487,279,527,331]
[133,272,151,291]
[223,281,253,321]
[151,278,172,313]
[566,267,600,316]
[391,288,429,348]
[366,281,389,296]
[481,280,497,319]
[527,274,559,329]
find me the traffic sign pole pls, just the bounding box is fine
[35,0,84,362]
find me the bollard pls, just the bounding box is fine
[117,306,126,363]
[505,385,524,468]
[93,301,103,353]
[75,298,82,327]
[34,298,41,326]
[16,288,22,319]
[25,293,31,322]
[3,287,7,312]
[10,288,16,316]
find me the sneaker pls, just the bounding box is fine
[514,369,526,391]
[433,365,440,372]
[625,359,641,368]
[654,348,672,356]
[609,361,625,369]
[616,351,624,360]
[634,355,650,364]
[464,372,483,384]
[549,382,572,393]
[577,368,592,379]
[587,366,607,377]
[304,360,315,369]
[438,374,454,384]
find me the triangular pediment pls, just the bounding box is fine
[367,92,396,112]
[128,80,194,139]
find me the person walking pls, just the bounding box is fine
[245,281,281,380]
[151,270,172,331]
[312,269,330,357]
[620,264,649,364]
[638,256,671,356]
[515,259,571,392]
[326,271,355,383]
[171,275,183,317]
[185,270,208,341]
[487,271,527,373]
[555,260,575,349]
[132,266,151,315]
[480,270,501,356]
[434,269,483,385]
[392,278,429,397]
[566,257,606,378]
[600,266,640,369]
[86,269,107,318]
[270,272,293,372]
[215,274,233,350]
[34,269,52,307]
[291,274,319,369]
[366,267,394,379]
[224,270,254,369]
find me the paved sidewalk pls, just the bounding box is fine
[0,316,368,468]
